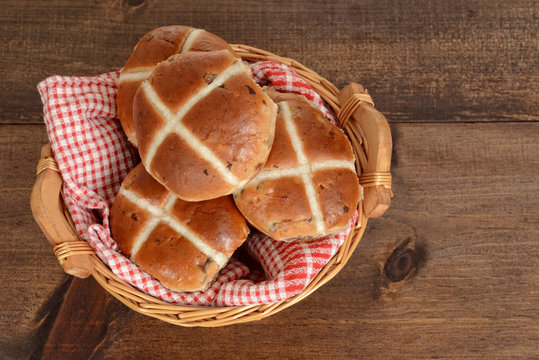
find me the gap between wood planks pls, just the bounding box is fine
[3,119,539,127]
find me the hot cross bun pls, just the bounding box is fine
[118,26,235,147]
[133,49,277,201]
[233,91,360,241]
[110,163,250,292]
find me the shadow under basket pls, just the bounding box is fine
[30,44,393,327]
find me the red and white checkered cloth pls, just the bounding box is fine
[37,61,358,306]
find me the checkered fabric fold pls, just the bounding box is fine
[37,61,357,306]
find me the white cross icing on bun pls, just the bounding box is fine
[234,90,360,241]
[110,163,250,292]
[118,26,238,147]
[133,49,277,201]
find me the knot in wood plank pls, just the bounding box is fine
[383,237,425,282]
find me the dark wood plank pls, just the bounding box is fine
[39,277,126,360]
[0,125,68,359]
[1,0,537,124]
[1,122,537,359]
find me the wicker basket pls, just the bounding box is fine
[30,44,393,327]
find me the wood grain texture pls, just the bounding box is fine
[1,123,537,359]
[0,125,68,359]
[0,0,538,124]
[39,277,126,360]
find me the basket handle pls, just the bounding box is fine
[338,83,393,218]
[30,144,94,278]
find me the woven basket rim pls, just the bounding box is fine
[46,44,372,327]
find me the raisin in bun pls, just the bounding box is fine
[233,90,360,241]
[118,26,235,147]
[110,163,249,292]
[133,49,277,201]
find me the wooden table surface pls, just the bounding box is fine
[1,1,538,359]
